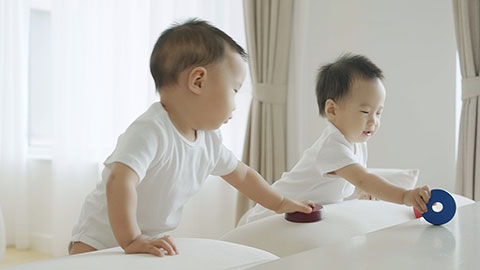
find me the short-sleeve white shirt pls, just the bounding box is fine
[247,121,367,223]
[71,102,238,249]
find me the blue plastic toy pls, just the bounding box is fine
[422,189,456,225]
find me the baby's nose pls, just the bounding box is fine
[367,121,376,130]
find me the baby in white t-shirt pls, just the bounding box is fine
[247,54,431,223]
[69,19,313,257]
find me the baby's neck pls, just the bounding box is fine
[161,101,197,142]
[328,120,356,152]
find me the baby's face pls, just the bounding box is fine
[332,78,386,144]
[200,48,247,130]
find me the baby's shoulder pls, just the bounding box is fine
[128,117,167,135]
[129,102,170,132]
[315,128,349,150]
[311,132,355,162]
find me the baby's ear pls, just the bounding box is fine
[188,67,207,94]
[325,99,336,119]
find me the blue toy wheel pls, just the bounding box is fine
[422,189,456,225]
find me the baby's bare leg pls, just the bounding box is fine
[69,241,97,255]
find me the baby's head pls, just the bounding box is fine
[150,18,247,130]
[316,54,385,144]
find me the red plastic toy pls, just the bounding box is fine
[413,207,422,218]
[285,204,323,223]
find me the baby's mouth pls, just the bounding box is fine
[363,130,372,136]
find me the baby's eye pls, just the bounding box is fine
[361,111,369,114]
[233,89,239,93]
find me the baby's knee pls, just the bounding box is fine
[68,241,97,255]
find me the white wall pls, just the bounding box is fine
[288,0,457,191]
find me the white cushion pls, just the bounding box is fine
[221,194,474,257]
[9,238,278,270]
[237,168,420,226]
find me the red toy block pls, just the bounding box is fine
[413,207,422,218]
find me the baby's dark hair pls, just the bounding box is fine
[315,54,384,117]
[150,18,248,92]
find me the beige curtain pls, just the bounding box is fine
[453,0,480,201]
[236,0,294,222]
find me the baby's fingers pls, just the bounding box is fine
[299,200,313,213]
[153,239,176,255]
[414,194,427,213]
[305,200,315,208]
[147,246,165,257]
[419,188,430,204]
[162,235,178,254]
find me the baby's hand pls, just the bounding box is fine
[358,192,374,200]
[124,234,178,257]
[274,197,314,214]
[402,186,431,213]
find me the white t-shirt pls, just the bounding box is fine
[246,121,367,223]
[71,102,238,249]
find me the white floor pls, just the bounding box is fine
[0,247,53,268]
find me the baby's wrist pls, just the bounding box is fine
[401,190,410,205]
[273,196,285,214]
[122,233,142,250]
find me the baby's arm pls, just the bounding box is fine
[335,164,430,212]
[222,161,313,214]
[106,162,178,256]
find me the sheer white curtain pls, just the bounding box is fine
[0,0,30,250]
[49,0,154,256]
[49,0,249,256]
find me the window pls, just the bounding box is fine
[28,8,53,155]
[27,1,251,160]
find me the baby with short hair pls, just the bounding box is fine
[69,18,313,257]
[247,54,430,223]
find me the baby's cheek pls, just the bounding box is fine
[229,99,236,111]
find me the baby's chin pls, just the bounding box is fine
[355,135,373,143]
[210,121,228,130]
[197,122,221,131]
[359,137,373,143]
